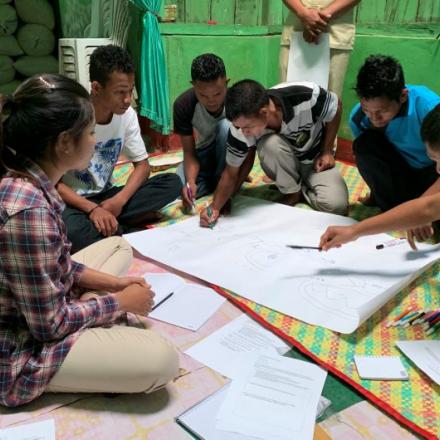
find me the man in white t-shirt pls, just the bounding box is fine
[58,45,182,252]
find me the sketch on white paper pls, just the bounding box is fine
[124,196,440,333]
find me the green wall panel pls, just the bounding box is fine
[210,0,235,24]
[355,0,440,24]
[162,32,280,121]
[234,0,261,26]
[185,0,210,23]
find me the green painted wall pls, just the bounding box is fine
[160,24,281,111]
[159,0,284,25]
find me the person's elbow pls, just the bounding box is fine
[133,159,150,178]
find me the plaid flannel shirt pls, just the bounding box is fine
[0,158,120,407]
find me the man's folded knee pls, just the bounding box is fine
[313,196,349,216]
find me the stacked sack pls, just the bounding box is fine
[0,0,58,95]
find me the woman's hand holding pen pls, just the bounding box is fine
[115,283,155,316]
[200,204,219,228]
[319,225,358,250]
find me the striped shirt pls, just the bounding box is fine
[226,82,338,167]
[0,158,121,407]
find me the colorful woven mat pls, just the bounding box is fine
[113,156,440,439]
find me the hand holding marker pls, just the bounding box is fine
[206,204,216,229]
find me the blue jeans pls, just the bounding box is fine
[177,118,229,197]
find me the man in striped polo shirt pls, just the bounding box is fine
[200,79,348,227]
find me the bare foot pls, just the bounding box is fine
[279,191,304,206]
[358,193,376,207]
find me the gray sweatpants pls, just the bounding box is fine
[257,134,348,215]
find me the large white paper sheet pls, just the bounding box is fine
[216,355,327,440]
[124,196,440,333]
[185,314,290,379]
[287,31,330,88]
[396,340,440,385]
[0,419,55,440]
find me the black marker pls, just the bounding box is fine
[152,292,174,310]
[286,245,321,250]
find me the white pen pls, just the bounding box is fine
[375,238,406,250]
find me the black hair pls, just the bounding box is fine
[191,53,226,82]
[225,79,269,121]
[0,74,93,177]
[89,44,135,85]
[421,104,440,149]
[355,55,405,102]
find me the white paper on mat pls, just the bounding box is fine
[0,419,55,440]
[216,354,327,440]
[177,383,330,440]
[146,275,225,331]
[396,340,440,385]
[287,31,329,88]
[185,314,291,378]
[124,196,440,333]
[144,272,185,305]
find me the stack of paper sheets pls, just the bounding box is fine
[181,315,328,439]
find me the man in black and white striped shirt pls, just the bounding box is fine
[200,79,348,227]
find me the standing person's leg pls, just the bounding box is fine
[301,163,349,215]
[45,325,179,395]
[327,49,351,99]
[353,130,435,211]
[117,173,182,226]
[279,43,290,83]
[71,236,133,276]
[257,134,302,203]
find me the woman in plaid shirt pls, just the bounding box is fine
[0,74,178,407]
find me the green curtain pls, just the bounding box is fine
[129,0,170,134]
